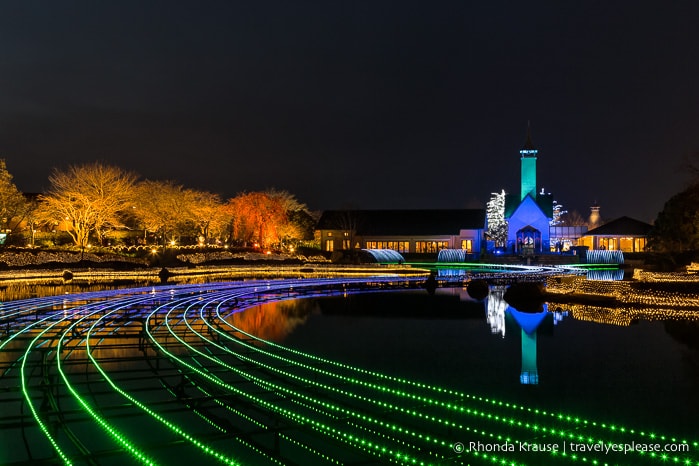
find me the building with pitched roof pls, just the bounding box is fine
[579,216,652,252]
[315,209,485,255]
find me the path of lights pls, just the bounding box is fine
[1,278,697,466]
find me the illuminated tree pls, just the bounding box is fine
[227,189,310,248]
[38,163,137,248]
[0,159,30,242]
[266,189,312,247]
[182,189,226,244]
[228,191,283,246]
[131,180,188,245]
[23,197,41,247]
[550,200,567,226]
[486,190,508,247]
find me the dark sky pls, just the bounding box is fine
[1,1,698,223]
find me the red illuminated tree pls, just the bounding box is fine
[226,189,310,248]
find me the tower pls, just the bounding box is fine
[520,124,538,201]
[589,202,601,228]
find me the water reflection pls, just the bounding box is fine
[554,301,699,326]
[586,268,625,281]
[309,287,486,319]
[486,285,507,336]
[222,299,316,342]
[0,278,162,302]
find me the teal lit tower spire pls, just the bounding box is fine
[520,123,538,201]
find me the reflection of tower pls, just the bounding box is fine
[589,202,601,229]
[520,329,538,384]
[485,286,507,337]
[507,306,549,385]
[520,123,538,201]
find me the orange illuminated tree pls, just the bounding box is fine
[183,189,227,244]
[226,189,310,248]
[130,180,187,245]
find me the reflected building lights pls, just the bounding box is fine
[486,285,507,337]
[507,305,549,386]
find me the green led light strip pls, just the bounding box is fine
[174,299,458,463]
[85,293,245,466]
[57,295,160,465]
[178,293,590,465]
[20,322,75,465]
[148,297,431,465]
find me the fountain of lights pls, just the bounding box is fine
[1,274,697,466]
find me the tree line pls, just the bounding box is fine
[648,154,699,256]
[0,160,316,250]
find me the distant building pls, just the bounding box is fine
[579,216,652,252]
[315,209,485,255]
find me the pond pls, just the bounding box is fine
[1,277,697,466]
[248,287,699,437]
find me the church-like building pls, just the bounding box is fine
[496,127,594,255]
[502,128,555,254]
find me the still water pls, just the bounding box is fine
[2,277,698,466]
[247,286,699,440]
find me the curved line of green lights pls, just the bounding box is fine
[166,293,428,464]
[175,297,344,466]
[182,299,496,463]
[4,295,105,464]
[20,318,75,465]
[151,294,431,466]
[84,292,285,466]
[10,286,244,464]
[175,295,454,464]
[57,296,159,465]
[88,293,246,465]
[24,295,158,464]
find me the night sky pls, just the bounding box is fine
[1,1,698,223]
